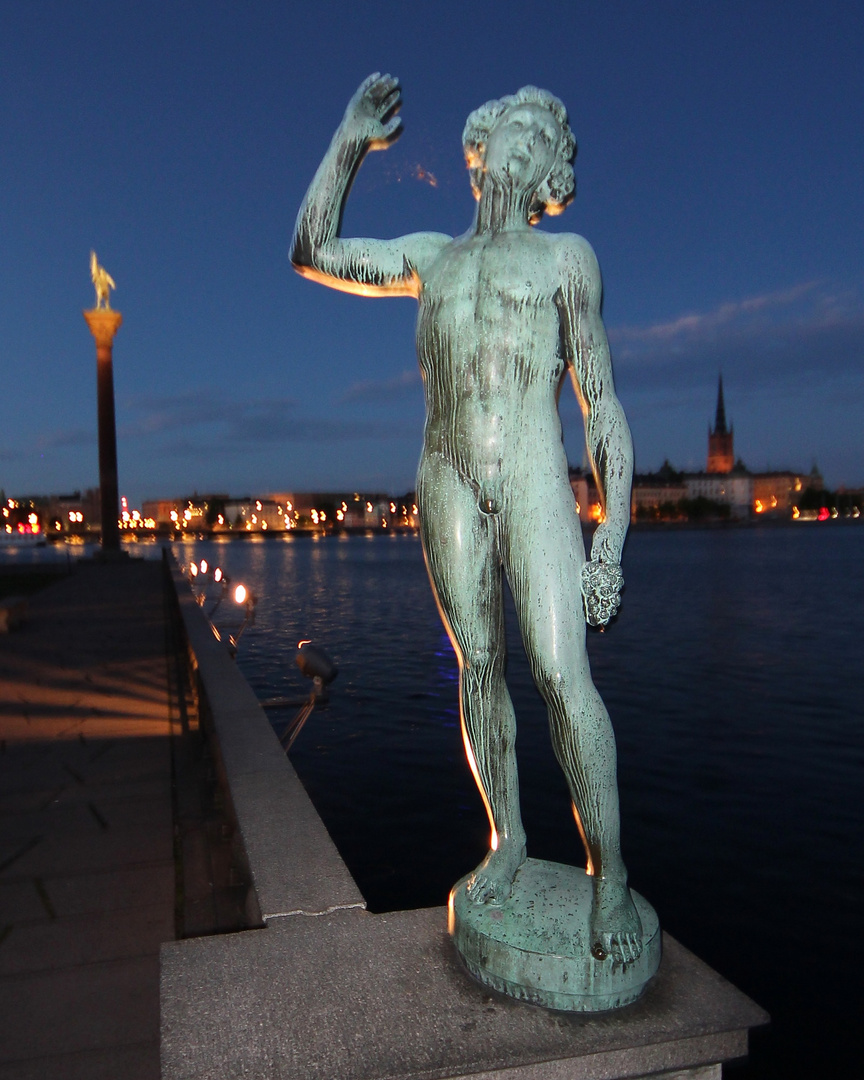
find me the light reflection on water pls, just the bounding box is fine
[174,525,863,1079]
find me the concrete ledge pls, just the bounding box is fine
[161,908,766,1080]
[167,556,365,922]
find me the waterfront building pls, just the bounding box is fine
[630,462,688,518]
[225,498,292,532]
[141,499,181,529]
[567,467,593,523]
[684,466,753,519]
[751,470,818,516]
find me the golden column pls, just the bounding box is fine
[83,252,122,553]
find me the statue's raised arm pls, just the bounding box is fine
[291,73,447,298]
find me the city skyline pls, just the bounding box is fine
[1,2,862,505]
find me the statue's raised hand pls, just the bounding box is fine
[343,72,402,150]
[581,560,624,627]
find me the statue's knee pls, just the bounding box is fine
[533,665,568,701]
[463,645,500,680]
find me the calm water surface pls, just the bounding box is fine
[173,525,863,1079]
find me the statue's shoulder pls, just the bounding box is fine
[549,232,600,273]
[409,230,452,259]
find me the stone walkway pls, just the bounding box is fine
[0,559,175,1080]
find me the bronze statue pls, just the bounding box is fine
[292,74,641,967]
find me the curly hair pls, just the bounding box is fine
[462,86,577,222]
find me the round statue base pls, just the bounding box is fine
[448,858,661,1012]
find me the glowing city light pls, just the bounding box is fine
[234,584,247,604]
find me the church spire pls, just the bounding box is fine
[707,374,734,473]
[714,374,728,436]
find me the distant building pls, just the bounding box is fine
[224,498,291,532]
[751,470,819,516]
[631,462,687,517]
[141,499,180,528]
[684,464,753,518]
[268,491,393,529]
[707,376,734,473]
[568,467,602,524]
[635,379,827,520]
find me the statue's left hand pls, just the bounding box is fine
[589,521,621,565]
[581,560,624,627]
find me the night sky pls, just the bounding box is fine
[1,1,861,505]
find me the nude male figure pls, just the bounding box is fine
[292,74,641,963]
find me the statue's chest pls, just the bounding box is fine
[420,243,554,340]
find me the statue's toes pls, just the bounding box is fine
[466,874,493,904]
[467,870,512,906]
[615,933,643,964]
[595,932,643,964]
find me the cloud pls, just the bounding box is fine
[611,282,821,347]
[607,280,864,396]
[120,388,416,459]
[120,392,297,439]
[339,369,421,404]
[37,428,96,450]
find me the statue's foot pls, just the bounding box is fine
[590,875,643,964]
[466,839,527,905]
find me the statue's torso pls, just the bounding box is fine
[416,230,571,489]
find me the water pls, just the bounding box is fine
[173,525,863,1078]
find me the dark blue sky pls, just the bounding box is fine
[1,1,861,503]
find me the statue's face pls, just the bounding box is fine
[483,103,561,193]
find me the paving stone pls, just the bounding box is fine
[2,820,172,879]
[0,903,174,975]
[0,879,41,923]
[39,862,175,919]
[0,1040,159,1080]
[0,560,176,1080]
[0,954,160,1062]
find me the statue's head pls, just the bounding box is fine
[463,87,576,222]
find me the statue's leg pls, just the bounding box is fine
[418,453,526,904]
[501,485,642,961]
